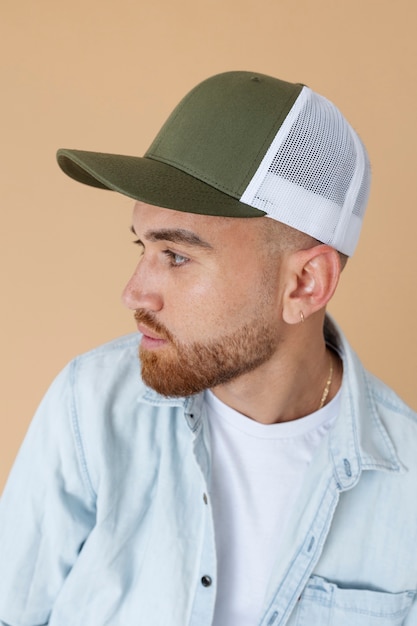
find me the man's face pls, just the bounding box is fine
[122,202,286,396]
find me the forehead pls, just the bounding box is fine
[131,201,267,247]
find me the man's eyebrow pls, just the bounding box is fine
[130,226,213,250]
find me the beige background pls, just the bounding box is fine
[1,0,416,491]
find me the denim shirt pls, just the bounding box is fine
[1,317,417,625]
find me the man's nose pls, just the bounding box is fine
[121,262,163,312]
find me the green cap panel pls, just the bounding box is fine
[146,72,302,198]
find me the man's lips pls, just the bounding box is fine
[136,323,168,349]
[136,323,163,340]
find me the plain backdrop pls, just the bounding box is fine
[1,0,416,491]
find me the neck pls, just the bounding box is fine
[211,317,343,425]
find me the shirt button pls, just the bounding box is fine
[203,493,208,505]
[201,575,212,587]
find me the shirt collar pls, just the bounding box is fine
[136,316,406,481]
[324,315,405,491]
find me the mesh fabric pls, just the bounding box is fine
[240,87,371,255]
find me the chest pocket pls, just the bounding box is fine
[293,576,415,626]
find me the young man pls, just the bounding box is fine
[1,71,416,625]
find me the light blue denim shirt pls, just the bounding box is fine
[1,317,417,625]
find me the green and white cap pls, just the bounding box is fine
[57,71,371,256]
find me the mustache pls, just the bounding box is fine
[134,309,174,342]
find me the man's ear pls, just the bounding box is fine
[281,245,341,324]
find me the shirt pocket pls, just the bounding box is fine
[294,575,415,626]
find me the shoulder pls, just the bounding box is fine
[71,332,141,372]
[32,333,146,466]
[67,333,144,398]
[55,334,183,494]
[326,316,417,468]
[365,370,416,423]
[326,315,417,426]
[343,348,417,476]
[364,370,417,462]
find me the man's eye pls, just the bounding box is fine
[164,250,189,267]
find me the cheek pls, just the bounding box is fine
[186,275,266,333]
[162,278,238,339]
[162,258,280,339]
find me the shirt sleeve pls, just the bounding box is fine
[0,361,97,626]
[404,596,417,625]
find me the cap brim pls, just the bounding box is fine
[56,149,265,218]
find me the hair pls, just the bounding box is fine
[259,217,348,270]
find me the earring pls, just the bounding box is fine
[300,311,305,323]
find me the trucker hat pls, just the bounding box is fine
[57,71,371,256]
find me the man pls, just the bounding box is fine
[0,71,416,625]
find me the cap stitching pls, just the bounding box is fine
[147,87,301,199]
[149,79,303,199]
[238,87,303,194]
[146,152,241,197]
[150,82,204,154]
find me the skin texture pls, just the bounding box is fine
[122,202,343,424]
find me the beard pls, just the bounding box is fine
[134,309,279,397]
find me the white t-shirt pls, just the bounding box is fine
[205,389,340,626]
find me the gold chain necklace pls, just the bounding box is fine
[318,355,334,410]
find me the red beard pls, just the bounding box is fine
[134,309,278,397]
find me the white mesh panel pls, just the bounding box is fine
[240,87,371,256]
